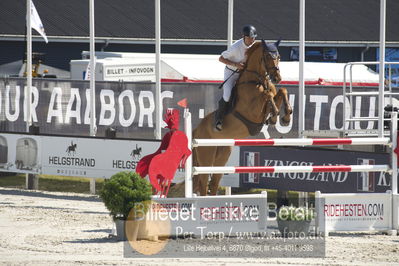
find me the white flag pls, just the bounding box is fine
[30,0,48,43]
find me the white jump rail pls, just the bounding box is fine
[193,137,390,147]
[193,164,390,175]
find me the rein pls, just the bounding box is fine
[218,68,240,89]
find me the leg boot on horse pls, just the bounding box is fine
[266,87,292,126]
[215,98,229,131]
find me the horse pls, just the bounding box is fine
[130,144,142,160]
[66,142,77,156]
[192,40,292,196]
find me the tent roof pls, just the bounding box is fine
[73,52,380,86]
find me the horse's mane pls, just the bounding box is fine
[245,41,262,58]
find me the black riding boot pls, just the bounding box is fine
[215,98,229,131]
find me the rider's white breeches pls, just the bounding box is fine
[222,68,240,102]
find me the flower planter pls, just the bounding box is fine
[99,172,152,241]
[115,219,127,241]
[116,218,147,241]
[277,219,311,237]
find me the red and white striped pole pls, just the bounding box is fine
[192,137,390,147]
[193,164,389,175]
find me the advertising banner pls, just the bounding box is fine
[239,146,391,193]
[317,192,391,231]
[0,133,160,178]
[0,133,41,174]
[0,132,240,183]
[1,78,398,139]
[0,78,219,139]
[40,135,160,178]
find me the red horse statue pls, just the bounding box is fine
[136,109,192,197]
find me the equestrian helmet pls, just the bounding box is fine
[242,25,257,38]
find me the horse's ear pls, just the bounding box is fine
[261,39,267,50]
[275,38,281,47]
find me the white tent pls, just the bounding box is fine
[74,51,380,86]
[279,62,379,86]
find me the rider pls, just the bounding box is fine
[215,24,257,131]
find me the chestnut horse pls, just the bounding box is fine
[192,40,292,196]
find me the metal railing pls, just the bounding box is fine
[343,61,399,137]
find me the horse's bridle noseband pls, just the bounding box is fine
[235,40,280,90]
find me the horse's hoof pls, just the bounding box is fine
[266,116,277,125]
[280,116,291,126]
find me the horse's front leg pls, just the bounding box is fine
[265,91,279,125]
[276,87,292,126]
[267,87,292,126]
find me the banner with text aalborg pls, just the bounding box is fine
[1,78,398,139]
[239,146,391,193]
[0,78,219,139]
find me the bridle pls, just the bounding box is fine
[261,39,280,83]
[237,40,281,89]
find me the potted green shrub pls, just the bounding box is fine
[277,205,314,237]
[99,171,152,241]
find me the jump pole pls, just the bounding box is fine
[193,137,390,147]
[184,109,193,198]
[390,112,398,195]
[193,165,390,175]
[390,112,398,231]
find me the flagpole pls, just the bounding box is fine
[26,0,48,131]
[89,0,96,137]
[89,0,97,195]
[26,0,32,131]
[155,0,161,140]
[25,0,33,190]
[299,0,305,137]
[227,0,233,48]
[225,0,234,196]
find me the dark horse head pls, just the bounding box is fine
[261,39,281,84]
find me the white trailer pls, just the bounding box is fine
[70,58,157,82]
